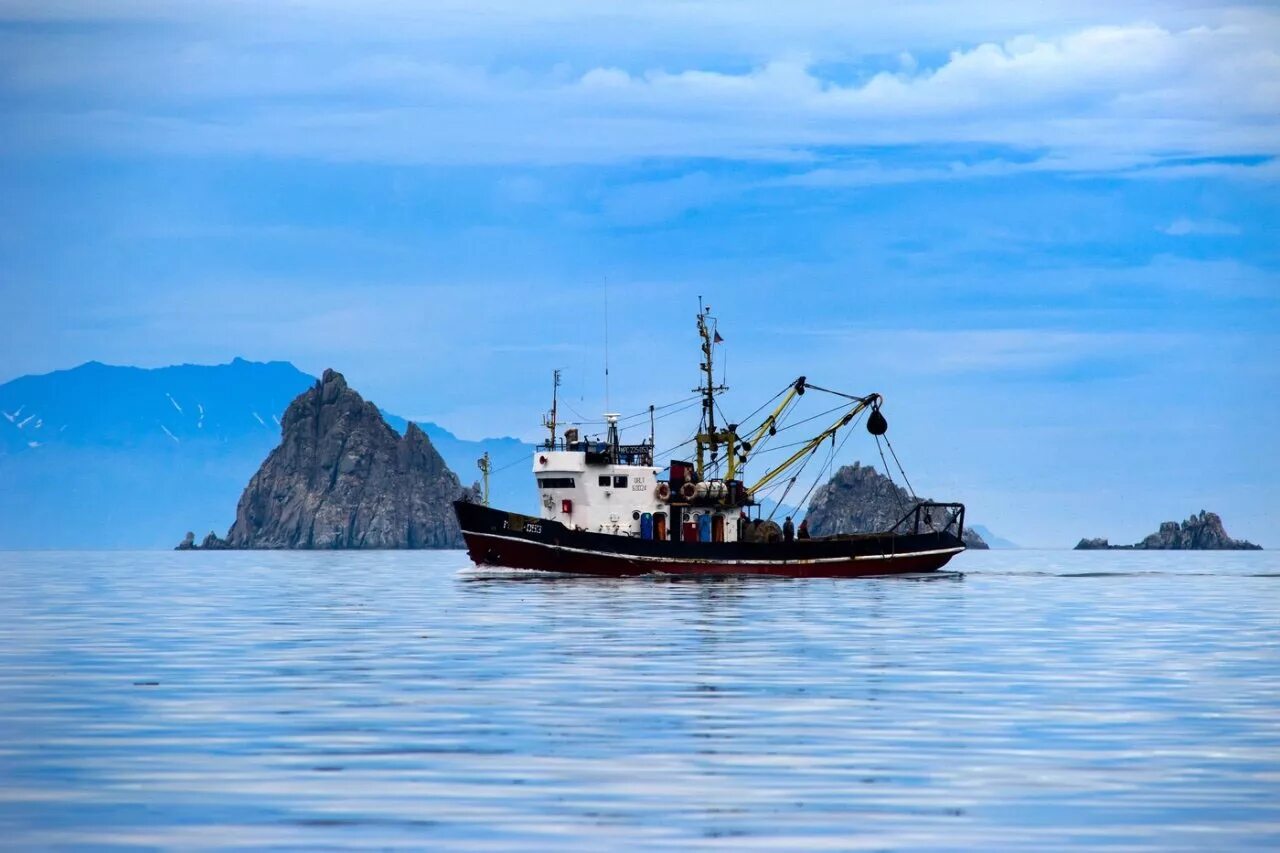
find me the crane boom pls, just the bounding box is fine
[737,376,806,467]
[746,394,879,497]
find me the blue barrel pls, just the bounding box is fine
[640,513,653,540]
[698,513,712,542]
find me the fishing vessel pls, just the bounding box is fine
[454,304,967,577]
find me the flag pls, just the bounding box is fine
[713,330,724,344]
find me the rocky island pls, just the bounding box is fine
[179,369,477,549]
[806,462,989,549]
[1075,510,1261,550]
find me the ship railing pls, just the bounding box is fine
[539,439,654,467]
[889,502,966,538]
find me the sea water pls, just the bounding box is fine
[1,549,1277,850]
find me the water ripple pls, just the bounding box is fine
[1,549,1278,850]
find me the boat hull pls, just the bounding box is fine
[454,501,964,578]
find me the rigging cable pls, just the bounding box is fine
[874,434,910,516]
[651,398,703,423]
[766,401,850,438]
[735,382,793,429]
[567,393,702,427]
[740,401,857,467]
[736,393,803,461]
[617,393,702,424]
[765,435,828,522]
[489,452,535,475]
[791,410,863,515]
[802,382,874,403]
[883,433,917,501]
[561,400,592,424]
[655,429,700,460]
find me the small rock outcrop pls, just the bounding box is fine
[223,369,477,549]
[174,530,232,550]
[1075,511,1261,550]
[200,531,231,550]
[806,462,988,548]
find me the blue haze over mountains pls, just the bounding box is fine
[0,360,535,549]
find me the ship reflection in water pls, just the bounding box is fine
[1,549,1277,849]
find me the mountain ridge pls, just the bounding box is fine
[0,359,535,548]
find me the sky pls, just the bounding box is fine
[0,0,1277,546]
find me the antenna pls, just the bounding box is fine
[603,277,611,414]
[541,369,561,448]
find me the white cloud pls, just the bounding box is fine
[0,4,1277,173]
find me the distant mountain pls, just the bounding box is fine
[970,525,1018,549]
[0,360,535,549]
[0,359,313,549]
[0,358,308,452]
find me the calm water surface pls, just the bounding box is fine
[1,549,1278,850]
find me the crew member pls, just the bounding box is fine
[797,519,811,540]
[783,516,795,542]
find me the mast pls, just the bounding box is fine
[693,301,736,480]
[476,451,490,507]
[541,369,561,448]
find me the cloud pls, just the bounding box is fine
[1161,217,1242,236]
[1,7,1277,172]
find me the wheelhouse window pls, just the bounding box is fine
[598,475,611,486]
[613,475,628,488]
[538,477,575,489]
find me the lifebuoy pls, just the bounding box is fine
[680,482,697,500]
[655,482,671,501]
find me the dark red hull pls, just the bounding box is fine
[455,501,964,578]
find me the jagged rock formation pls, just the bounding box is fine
[1075,511,1261,550]
[223,369,477,549]
[805,462,988,548]
[174,530,231,550]
[200,531,231,550]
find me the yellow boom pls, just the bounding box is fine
[746,394,880,498]
[736,377,806,468]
